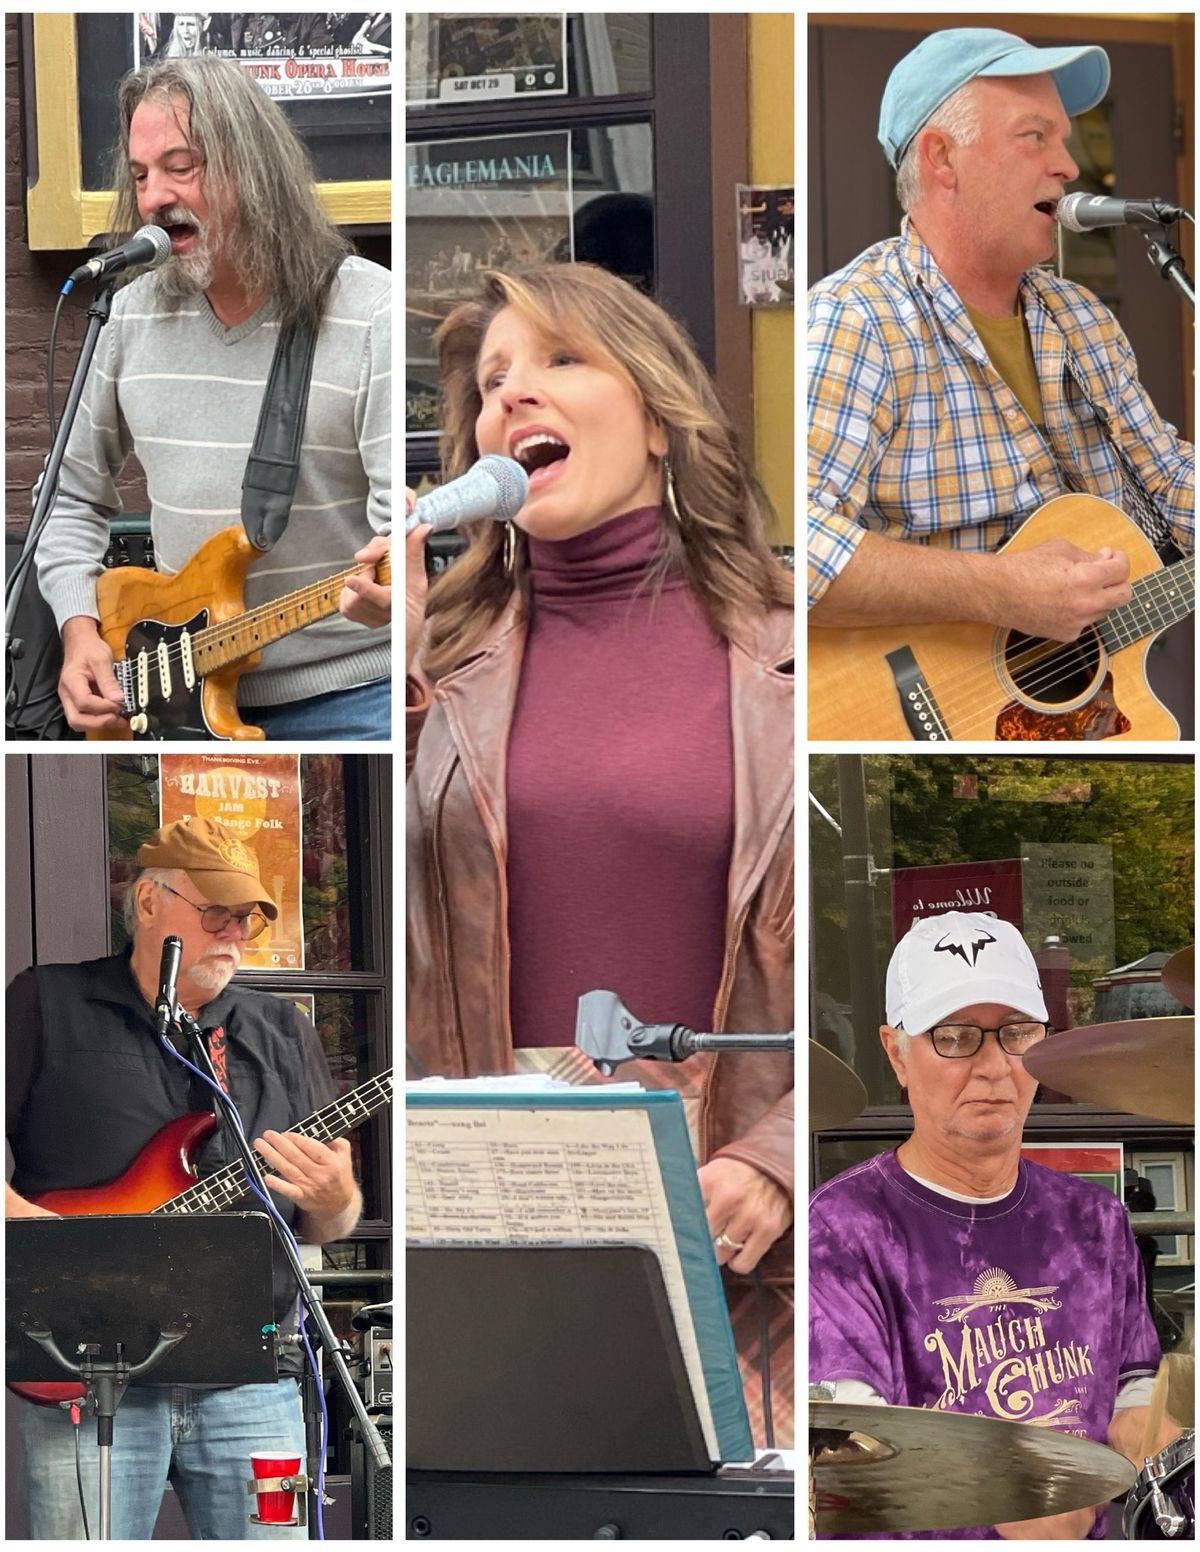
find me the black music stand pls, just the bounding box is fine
[407,1243,712,1474]
[7,1214,276,1540]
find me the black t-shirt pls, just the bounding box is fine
[6,951,337,1376]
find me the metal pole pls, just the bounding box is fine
[837,756,884,1050]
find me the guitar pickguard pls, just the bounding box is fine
[996,672,1132,740]
[118,613,219,740]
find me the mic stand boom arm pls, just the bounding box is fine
[169,1011,391,1483]
[576,989,794,1075]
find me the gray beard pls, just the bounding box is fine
[153,242,215,302]
[187,956,237,994]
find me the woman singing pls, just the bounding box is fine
[406,263,794,1446]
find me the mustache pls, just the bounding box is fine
[153,203,206,238]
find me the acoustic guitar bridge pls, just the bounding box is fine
[885,646,950,740]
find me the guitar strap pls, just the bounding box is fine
[240,257,344,553]
[1059,347,1183,565]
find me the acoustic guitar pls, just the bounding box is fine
[89,527,391,741]
[808,495,1194,741]
[9,1067,393,1407]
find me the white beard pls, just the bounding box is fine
[186,953,238,996]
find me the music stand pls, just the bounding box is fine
[407,1243,712,1474]
[7,1213,276,1540]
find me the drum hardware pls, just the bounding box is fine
[1122,1429,1195,1540]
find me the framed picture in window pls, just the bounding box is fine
[23,13,390,251]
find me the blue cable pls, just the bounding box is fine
[158,1032,329,1538]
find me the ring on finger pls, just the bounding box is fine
[713,1231,747,1251]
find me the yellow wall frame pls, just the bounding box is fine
[26,14,391,250]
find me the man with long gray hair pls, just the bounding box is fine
[808,28,1192,651]
[36,55,391,739]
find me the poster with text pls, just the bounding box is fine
[135,13,391,99]
[736,184,794,307]
[159,754,304,970]
[891,858,1024,944]
[406,13,566,107]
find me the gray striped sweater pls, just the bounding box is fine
[36,254,391,706]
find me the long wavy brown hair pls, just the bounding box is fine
[422,264,792,680]
[109,56,351,329]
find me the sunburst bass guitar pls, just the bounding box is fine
[808,495,1194,741]
[8,1067,393,1407]
[90,527,391,741]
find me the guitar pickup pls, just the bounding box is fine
[885,647,950,740]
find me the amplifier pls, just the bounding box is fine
[365,1328,393,1410]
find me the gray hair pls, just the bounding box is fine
[122,866,181,938]
[109,55,352,328]
[895,81,982,214]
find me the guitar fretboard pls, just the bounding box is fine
[193,553,392,674]
[1098,556,1194,651]
[153,1069,392,1218]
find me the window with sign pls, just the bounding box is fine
[406,12,731,480]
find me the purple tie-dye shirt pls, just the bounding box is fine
[810,1150,1160,1539]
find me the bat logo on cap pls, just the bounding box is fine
[934,926,997,968]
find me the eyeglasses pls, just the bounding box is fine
[156,882,269,941]
[921,1022,1048,1060]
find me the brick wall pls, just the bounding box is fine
[5,14,391,539]
[6,15,148,534]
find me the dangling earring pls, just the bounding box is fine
[503,520,518,576]
[663,455,682,525]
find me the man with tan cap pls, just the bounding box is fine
[6,816,359,1540]
[809,27,1193,644]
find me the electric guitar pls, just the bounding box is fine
[9,1067,393,1407]
[90,527,391,741]
[808,495,1194,741]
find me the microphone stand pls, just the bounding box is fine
[164,1007,391,1525]
[576,990,794,1075]
[5,278,118,724]
[1143,227,1194,308]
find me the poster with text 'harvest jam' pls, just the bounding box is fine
[159,755,303,970]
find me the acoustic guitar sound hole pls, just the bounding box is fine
[1003,627,1101,708]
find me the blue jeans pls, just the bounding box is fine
[244,677,391,740]
[19,1379,307,1539]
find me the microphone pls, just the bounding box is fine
[155,934,184,1039]
[405,454,529,534]
[1057,194,1187,233]
[67,224,173,285]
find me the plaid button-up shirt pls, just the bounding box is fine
[808,221,1195,609]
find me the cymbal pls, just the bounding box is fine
[1162,945,1194,1009]
[1022,1016,1194,1123]
[809,1041,867,1130]
[810,1400,1136,1535]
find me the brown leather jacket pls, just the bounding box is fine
[406,603,794,1283]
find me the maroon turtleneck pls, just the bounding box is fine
[506,506,734,1048]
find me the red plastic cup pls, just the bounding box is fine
[250,1451,302,1525]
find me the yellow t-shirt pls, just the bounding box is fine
[964,300,1045,429]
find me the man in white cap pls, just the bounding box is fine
[809,28,1193,645]
[810,910,1183,1538]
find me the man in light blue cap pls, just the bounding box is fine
[808,28,1194,683]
